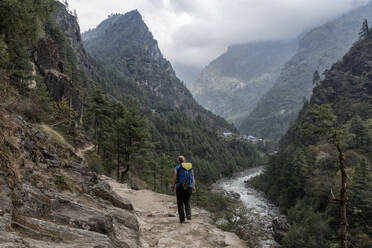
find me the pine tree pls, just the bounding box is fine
[89,88,112,156]
[359,19,370,39]
[349,159,372,237]
[0,35,8,67]
[112,103,127,181]
[49,97,77,133]
[312,70,320,85]
[303,104,349,248]
[350,115,369,149]
[119,102,151,181]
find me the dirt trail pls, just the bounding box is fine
[103,176,248,248]
[75,144,95,159]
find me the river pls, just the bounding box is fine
[213,166,280,247]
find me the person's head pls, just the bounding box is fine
[178,156,185,163]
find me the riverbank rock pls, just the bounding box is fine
[0,110,139,248]
[214,188,241,200]
[272,215,290,243]
[229,192,241,200]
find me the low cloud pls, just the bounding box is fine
[67,0,370,68]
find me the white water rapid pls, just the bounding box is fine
[213,166,281,247]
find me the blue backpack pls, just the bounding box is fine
[177,163,193,188]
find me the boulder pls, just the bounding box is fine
[89,181,134,210]
[272,215,290,243]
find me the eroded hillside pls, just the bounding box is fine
[0,109,139,248]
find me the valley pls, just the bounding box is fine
[0,0,371,247]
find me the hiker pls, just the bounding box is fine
[171,156,196,223]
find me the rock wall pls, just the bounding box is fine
[0,108,139,248]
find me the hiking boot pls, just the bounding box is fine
[187,215,191,220]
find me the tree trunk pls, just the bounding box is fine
[153,163,156,191]
[160,174,163,192]
[116,149,120,182]
[337,143,348,248]
[94,118,98,152]
[120,141,132,182]
[78,97,84,128]
[120,163,130,182]
[116,131,120,181]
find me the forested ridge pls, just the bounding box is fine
[80,10,260,186]
[250,23,372,247]
[0,0,259,197]
[5,1,372,247]
[239,1,372,140]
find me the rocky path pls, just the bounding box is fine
[103,176,248,248]
[75,144,94,159]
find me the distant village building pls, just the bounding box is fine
[223,132,233,137]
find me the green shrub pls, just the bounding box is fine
[10,190,22,207]
[55,175,74,191]
[86,151,104,174]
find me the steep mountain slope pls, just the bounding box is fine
[83,11,211,114]
[191,40,297,124]
[0,110,140,248]
[240,1,372,139]
[81,11,260,182]
[0,2,258,246]
[251,31,372,247]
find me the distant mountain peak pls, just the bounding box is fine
[190,39,297,124]
[124,9,142,19]
[239,1,372,139]
[106,9,142,20]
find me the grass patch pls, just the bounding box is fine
[55,175,74,192]
[37,124,72,147]
[10,190,22,207]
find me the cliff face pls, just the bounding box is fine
[191,40,297,124]
[82,10,236,131]
[0,109,139,248]
[239,1,372,139]
[32,2,87,111]
[82,11,192,108]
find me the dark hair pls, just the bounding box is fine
[178,156,185,163]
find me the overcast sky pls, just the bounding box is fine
[67,0,369,69]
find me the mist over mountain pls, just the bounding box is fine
[82,11,203,111]
[2,1,371,247]
[252,21,372,246]
[239,1,372,139]
[190,40,297,124]
[81,10,258,182]
[172,62,200,87]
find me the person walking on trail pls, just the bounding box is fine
[171,156,196,223]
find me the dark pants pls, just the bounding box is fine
[176,186,192,222]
